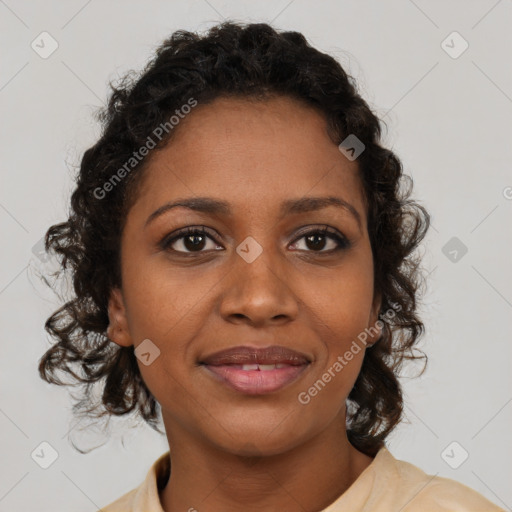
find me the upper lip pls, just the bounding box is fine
[200,345,311,366]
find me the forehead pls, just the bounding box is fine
[133,95,366,219]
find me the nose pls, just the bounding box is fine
[218,248,299,327]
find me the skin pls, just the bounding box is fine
[107,95,381,512]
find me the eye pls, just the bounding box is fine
[160,227,223,254]
[289,226,350,253]
[160,225,350,255]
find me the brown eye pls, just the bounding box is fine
[180,233,208,251]
[161,227,223,253]
[290,227,350,253]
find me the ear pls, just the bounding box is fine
[366,290,382,347]
[106,287,133,347]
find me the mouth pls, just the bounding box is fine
[199,345,311,395]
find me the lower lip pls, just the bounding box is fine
[203,364,309,395]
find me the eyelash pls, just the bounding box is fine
[159,225,350,255]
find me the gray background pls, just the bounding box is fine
[1,0,511,510]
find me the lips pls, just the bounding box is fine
[200,345,310,366]
[200,345,311,395]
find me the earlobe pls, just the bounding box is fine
[107,287,133,347]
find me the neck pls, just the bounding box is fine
[159,413,374,512]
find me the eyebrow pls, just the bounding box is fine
[144,195,362,229]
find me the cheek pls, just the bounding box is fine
[302,249,374,389]
[119,273,208,396]
[123,260,214,341]
[297,287,369,418]
[307,291,368,391]
[307,257,375,340]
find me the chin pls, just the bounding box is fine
[210,420,308,458]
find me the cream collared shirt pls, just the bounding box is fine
[100,447,504,511]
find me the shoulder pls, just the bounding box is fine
[379,448,505,511]
[99,451,170,512]
[101,488,137,512]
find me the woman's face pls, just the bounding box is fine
[108,95,380,456]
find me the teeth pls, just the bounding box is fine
[241,364,259,371]
[240,364,281,371]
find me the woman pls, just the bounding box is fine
[38,21,504,511]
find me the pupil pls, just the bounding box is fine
[306,234,325,251]
[184,234,205,251]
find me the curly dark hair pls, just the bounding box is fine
[38,20,429,457]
